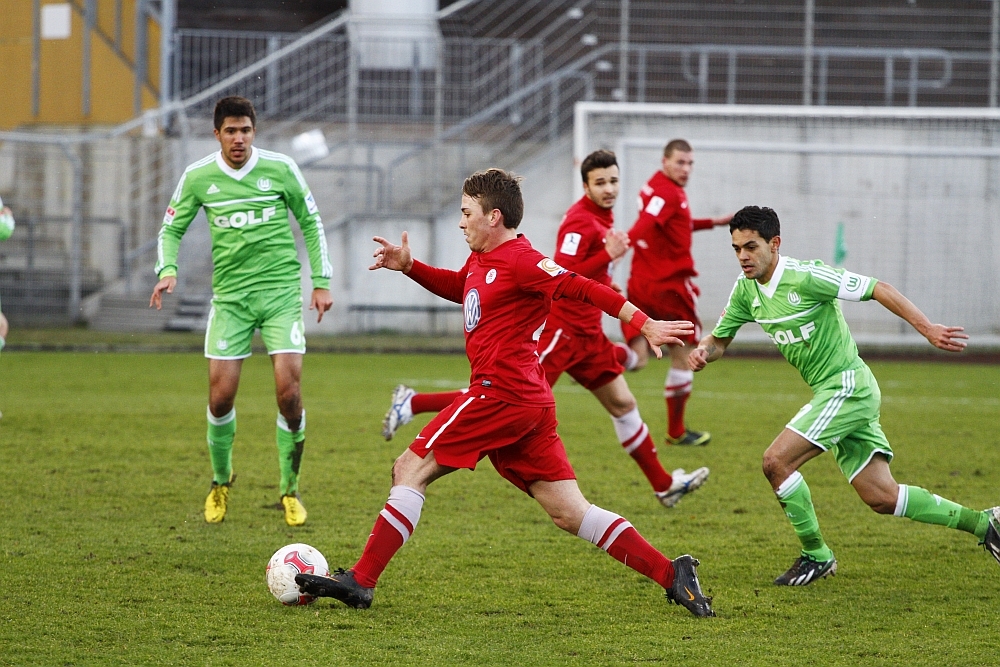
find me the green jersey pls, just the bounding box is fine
[712,256,878,387]
[155,147,332,295]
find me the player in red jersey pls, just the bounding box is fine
[296,169,715,617]
[381,151,709,508]
[621,139,733,447]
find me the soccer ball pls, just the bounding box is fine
[265,543,330,606]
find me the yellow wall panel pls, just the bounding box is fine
[97,0,118,46]
[0,0,161,128]
[146,16,159,92]
[119,0,135,65]
[90,35,137,123]
[38,8,85,123]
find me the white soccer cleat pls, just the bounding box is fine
[656,467,710,508]
[381,384,415,441]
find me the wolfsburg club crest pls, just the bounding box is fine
[257,178,272,191]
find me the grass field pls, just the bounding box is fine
[1,351,997,665]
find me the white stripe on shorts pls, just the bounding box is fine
[805,369,855,441]
[425,395,477,449]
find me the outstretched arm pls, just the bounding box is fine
[370,232,465,304]
[617,302,694,357]
[872,281,967,352]
[688,334,733,371]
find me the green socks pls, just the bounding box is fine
[206,407,236,484]
[775,471,835,561]
[895,485,989,540]
[276,410,306,496]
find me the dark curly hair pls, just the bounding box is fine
[214,96,256,130]
[730,205,781,241]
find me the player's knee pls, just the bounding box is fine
[761,452,789,485]
[548,511,576,534]
[861,489,898,514]
[209,398,234,418]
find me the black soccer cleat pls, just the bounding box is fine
[295,568,374,609]
[665,429,711,447]
[980,506,1000,566]
[773,553,837,586]
[665,555,715,617]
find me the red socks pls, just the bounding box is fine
[665,368,693,439]
[577,505,674,589]
[352,486,425,588]
[612,408,672,492]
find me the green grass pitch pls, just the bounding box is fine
[1,352,997,665]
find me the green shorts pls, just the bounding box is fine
[786,363,893,483]
[204,286,306,359]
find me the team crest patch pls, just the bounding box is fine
[217,340,228,351]
[257,178,272,191]
[464,289,482,332]
[536,258,567,277]
[485,269,497,284]
[787,291,801,305]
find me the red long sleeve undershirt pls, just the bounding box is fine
[406,258,628,319]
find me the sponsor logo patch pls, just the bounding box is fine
[305,192,318,215]
[207,184,220,195]
[559,232,582,256]
[644,195,665,216]
[163,206,176,224]
[536,258,567,277]
[464,289,482,332]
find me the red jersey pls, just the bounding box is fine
[406,235,626,408]
[547,195,615,335]
[626,170,713,301]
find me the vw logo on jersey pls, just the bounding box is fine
[485,269,497,284]
[257,178,272,191]
[787,291,801,305]
[464,289,482,332]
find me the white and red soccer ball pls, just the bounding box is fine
[266,543,330,605]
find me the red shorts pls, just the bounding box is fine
[537,325,623,391]
[408,394,576,494]
[621,278,702,345]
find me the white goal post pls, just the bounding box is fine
[574,102,1000,346]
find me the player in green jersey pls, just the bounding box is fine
[689,205,1000,585]
[0,197,15,362]
[150,96,333,527]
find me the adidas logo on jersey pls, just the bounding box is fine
[752,296,761,309]
[207,184,220,195]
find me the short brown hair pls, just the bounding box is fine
[462,168,524,229]
[580,149,618,183]
[214,96,257,131]
[664,139,692,158]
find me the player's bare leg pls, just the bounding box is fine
[273,353,308,525]
[530,478,714,617]
[204,359,243,523]
[296,449,456,607]
[591,376,708,506]
[626,335,651,371]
